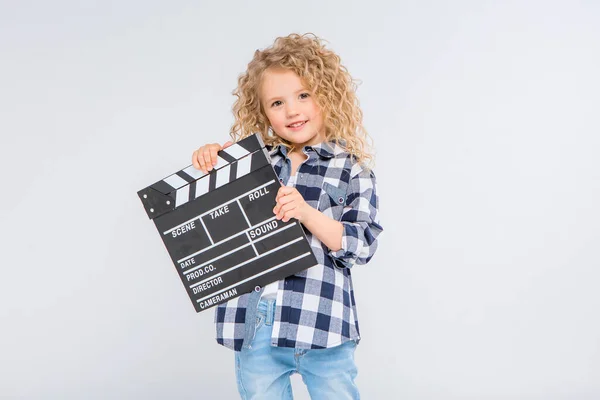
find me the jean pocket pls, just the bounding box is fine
[255,313,265,330]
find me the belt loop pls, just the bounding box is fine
[266,299,275,325]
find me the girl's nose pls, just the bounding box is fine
[286,102,299,117]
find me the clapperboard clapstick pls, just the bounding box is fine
[138,134,318,312]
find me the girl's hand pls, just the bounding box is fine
[192,141,233,173]
[273,187,310,223]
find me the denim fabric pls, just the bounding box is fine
[235,299,360,399]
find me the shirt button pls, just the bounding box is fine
[279,178,283,183]
[338,197,344,204]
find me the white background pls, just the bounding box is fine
[1,1,599,399]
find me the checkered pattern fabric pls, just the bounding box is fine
[215,140,383,350]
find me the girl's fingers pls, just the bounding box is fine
[276,193,297,206]
[193,143,228,173]
[279,203,296,214]
[280,207,297,222]
[275,203,297,220]
[273,202,282,216]
[275,186,294,202]
[210,148,219,166]
[203,149,213,171]
[197,150,207,173]
[192,150,200,170]
[191,141,238,173]
[282,213,293,223]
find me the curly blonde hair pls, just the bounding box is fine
[230,33,373,166]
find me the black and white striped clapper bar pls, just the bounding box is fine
[138,134,317,312]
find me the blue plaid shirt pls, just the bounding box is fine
[215,140,383,350]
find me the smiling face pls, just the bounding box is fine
[260,68,325,149]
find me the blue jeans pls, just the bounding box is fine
[234,299,360,399]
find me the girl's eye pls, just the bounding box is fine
[299,93,310,99]
[271,100,282,107]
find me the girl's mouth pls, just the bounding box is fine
[287,120,307,129]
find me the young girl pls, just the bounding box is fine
[192,33,383,400]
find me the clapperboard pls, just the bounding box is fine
[138,134,317,312]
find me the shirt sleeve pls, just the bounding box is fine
[328,166,383,268]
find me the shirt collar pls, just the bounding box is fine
[307,141,335,159]
[269,141,337,159]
